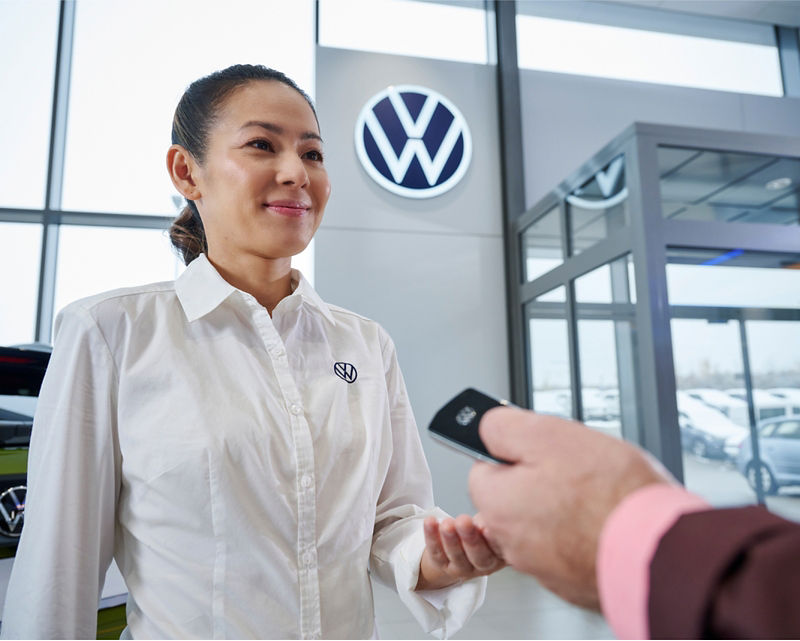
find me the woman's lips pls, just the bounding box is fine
[267,200,310,217]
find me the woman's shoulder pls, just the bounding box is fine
[58,281,177,322]
[324,303,394,351]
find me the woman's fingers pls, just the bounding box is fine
[438,518,474,578]
[454,514,505,572]
[423,515,448,566]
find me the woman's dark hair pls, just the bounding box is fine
[169,64,317,265]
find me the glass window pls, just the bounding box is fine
[659,147,800,226]
[0,223,42,346]
[61,0,315,216]
[535,285,566,303]
[574,264,612,303]
[521,207,563,282]
[516,14,782,96]
[53,226,183,317]
[567,155,629,255]
[318,0,489,64]
[527,315,572,419]
[670,318,756,505]
[576,320,623,438]
[0,1,59,209]
[666,249,800,309]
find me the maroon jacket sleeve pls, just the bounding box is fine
[648,506,800,639]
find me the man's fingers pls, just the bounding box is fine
[478,406,533,462]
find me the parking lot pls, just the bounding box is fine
[683,453,800,522]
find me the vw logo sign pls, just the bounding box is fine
[355,85,472,199]
[0,485,26,538]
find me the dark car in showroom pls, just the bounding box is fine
[737,415,800,495]
[0,345,50,547]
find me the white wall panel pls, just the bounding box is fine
[314,228,509,516]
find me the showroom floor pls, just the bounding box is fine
[373,566,615,640]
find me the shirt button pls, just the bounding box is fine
[290,404,302,416]
[302,551,316,566]
[301,475,313,489]
[270,345,283,357]
[305,635,318,640]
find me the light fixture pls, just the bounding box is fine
[765,177,792,190]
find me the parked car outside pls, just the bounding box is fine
[737,415,800,495]
[726,388,793,422]
[677,392,749,460]
[683,388,750,427]
[767,388,800,416]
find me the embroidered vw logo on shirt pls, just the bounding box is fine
[354,85,472,199]
[334,362,358,384]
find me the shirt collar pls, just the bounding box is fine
[175,253,335,325]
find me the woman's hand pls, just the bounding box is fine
[415,514,506,590]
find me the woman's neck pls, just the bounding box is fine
[206,251,293,316]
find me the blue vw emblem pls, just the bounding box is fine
[355,85,472,199]
[334,362,358,384]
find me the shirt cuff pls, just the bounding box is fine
[596,483,710,639]
[389,525,487,640]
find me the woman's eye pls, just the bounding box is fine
[250,139,272,151]
[304,149,324,162]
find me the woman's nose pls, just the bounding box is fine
[275,153,309,188]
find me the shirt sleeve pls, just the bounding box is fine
[368,332,487,640]
[1,304,120,639]
[596,483,709,640]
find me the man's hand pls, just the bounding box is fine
[468,407,672,610]
[415,514,506,590]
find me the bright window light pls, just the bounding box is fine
[0,1,59,209]
[319,0,489,64]
[0,223,42,346]
[62,0,316,218]
[516,15,783,96]
[53,226,184,318]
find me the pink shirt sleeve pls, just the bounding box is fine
[596,483,710,639]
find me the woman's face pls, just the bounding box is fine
[193,80,330,264]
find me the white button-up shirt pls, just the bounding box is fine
[1,255,485,639]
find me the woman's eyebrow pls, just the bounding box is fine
[240,121,323,142]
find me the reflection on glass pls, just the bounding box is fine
[577,320,622,439]
[62,0,315,215]
[522,207,563,282]
[0,1,59,209]
[0,223,42,346]
[659,146,800,226]
[54,226,184,317]
[670,318,756,507]
[528,317,572,418]
[667,248,800,309]
[567,155,629,254]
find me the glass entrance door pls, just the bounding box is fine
[667,248,800,520]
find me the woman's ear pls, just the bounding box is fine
[167,145,201,201]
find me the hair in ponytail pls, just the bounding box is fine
[168,64,316,265]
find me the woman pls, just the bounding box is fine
[1,65,503,639]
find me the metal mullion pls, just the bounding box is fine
[629,135,683,479]
[0,210,45,225]
[560,197,583,422]
[520,227,632,304]
[36,0,76,344]
[664,219,800,254]
[495,0,527,406]
[776,26,800,98]
[670,306,800,323]
[739,318,766,504]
